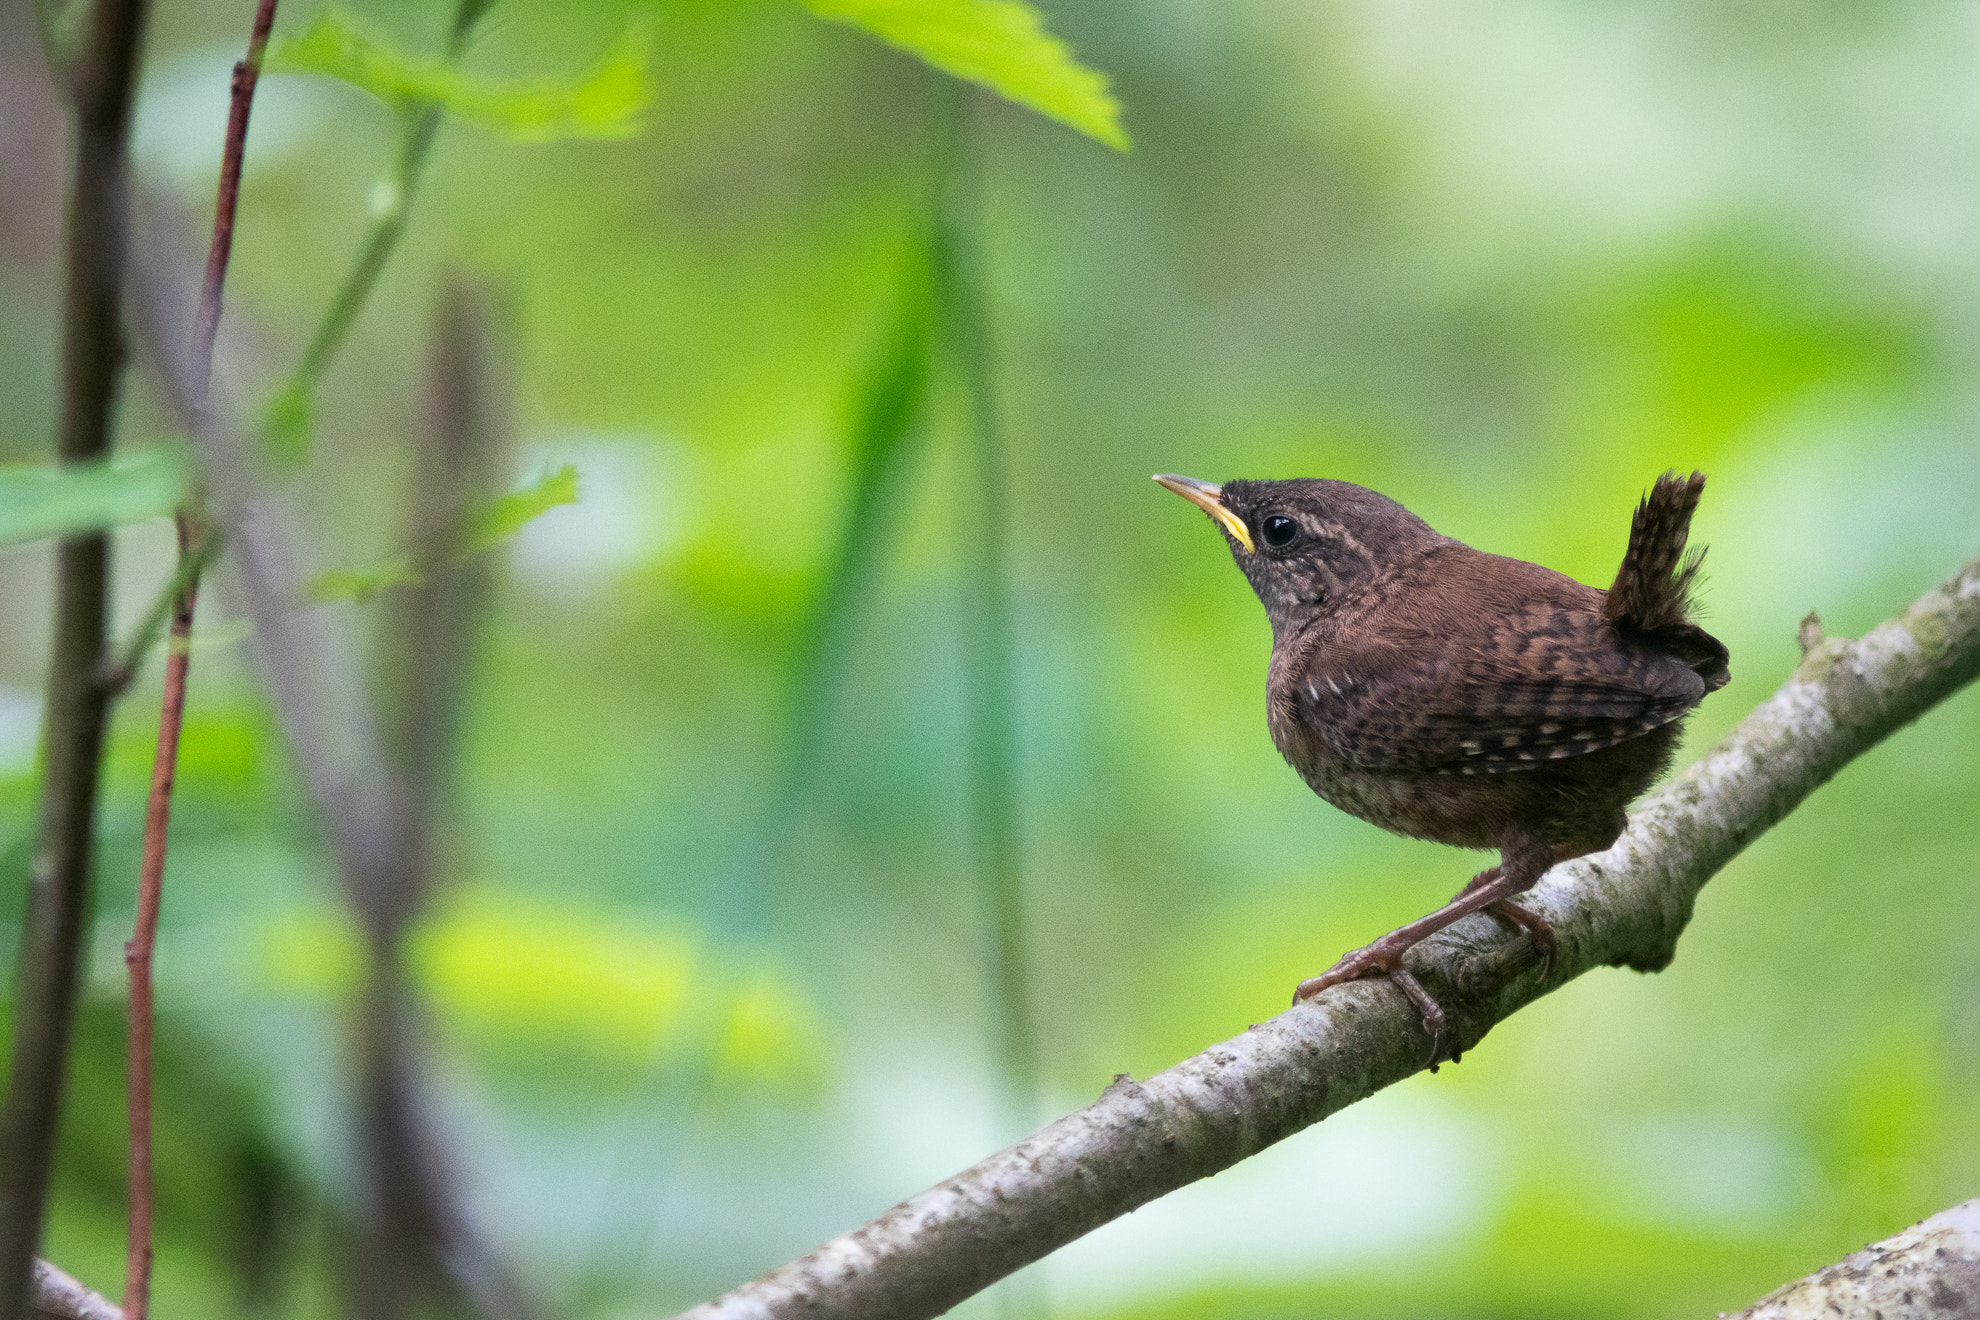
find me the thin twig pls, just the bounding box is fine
[99,528,223,696]
[193,0,277,406]
[0,2,153,1317]
[119,510,200,1320]
[268,0,491,452]
[124,8,277,1318]
[677,551,1980,1320]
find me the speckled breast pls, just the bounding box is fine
[1267,696,1515,850]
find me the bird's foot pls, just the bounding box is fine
[1292,861,1550,1029]
[1387,966,1447,1038]
[1291,942,1398,1004]
[1291,943,1447,1036]
[1486,899,1556,973]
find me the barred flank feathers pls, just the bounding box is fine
[1605,470,1708,634]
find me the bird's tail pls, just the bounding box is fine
[1606,469,1709,636]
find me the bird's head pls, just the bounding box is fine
[1154,474,1443,637]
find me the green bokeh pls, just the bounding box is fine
[1,0,1977,1317]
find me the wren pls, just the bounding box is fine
[1156,470,1729,1030]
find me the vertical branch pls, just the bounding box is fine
[387,277,503,829]
[191,0,279,408]
[119,513,192,1320]
[0,2,152,1317]
[355,274,519,1320]
[124,5,278,1319]
[931,94,1038,1143]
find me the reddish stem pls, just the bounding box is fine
[192,0,278,402]
[123,4,277,1319]
[120,517,196,1320]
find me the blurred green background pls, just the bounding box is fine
[3,0,1979,1316]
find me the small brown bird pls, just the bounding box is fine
[1156,471,1729,1027]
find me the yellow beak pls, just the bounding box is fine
[1154,473,1254,552]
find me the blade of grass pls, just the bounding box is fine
[930,83,1044,1320]
[930,85,1035,1141]
[589,160,942,1292]
[714,249,935,935]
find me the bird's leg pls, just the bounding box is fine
[1444,864,1553,961]
[1291,864,1534,1004]
[1445,861,1557,981]
[1486,828,1624,972]
[1450,864,1503,900]
[1293,831,1554,1009]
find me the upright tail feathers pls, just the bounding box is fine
[1606,470,1730,689]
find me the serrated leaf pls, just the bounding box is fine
[0,449,188,545]
[268,11,652,141]
[306,465,580,604]
[804,0,1128,150]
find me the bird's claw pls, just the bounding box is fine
[1387,966,1446,1037]
[1293,947,1447,1038]
[1291,945,1395,1004]
[1485,898,1557,976]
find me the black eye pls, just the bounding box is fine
[1261,515,1298,548]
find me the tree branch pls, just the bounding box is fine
[0,1,152,1315]
[1727,1198,1980,1318]
[352,274,523,1320]
[677,549,1980,1320]
[29,1260,121,1320]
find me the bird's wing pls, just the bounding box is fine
[1293,600,1707,774]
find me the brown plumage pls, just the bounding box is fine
[1155,470,1729,1028]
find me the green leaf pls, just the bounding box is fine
[268,11,653,141]
[459,464,581,558]
[306,465,580,604]
[307,555,420,605]
[260,381,314,469]
[803,0,1128,150]
[261,890,828,1093]
[0,449,189,546]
